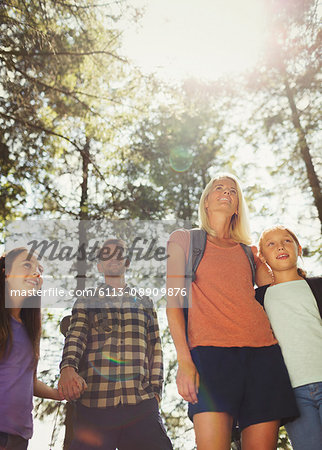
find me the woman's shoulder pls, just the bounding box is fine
[168,229,192,260]
[168,228,191,245]
[169,228,190,238]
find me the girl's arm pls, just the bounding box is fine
[166,241,199,405]
[33,376,64,401]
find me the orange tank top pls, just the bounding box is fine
[168,229,277,349]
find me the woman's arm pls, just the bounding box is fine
[255,259,273,287]
[253,246,273,287]
[166,241,199,404]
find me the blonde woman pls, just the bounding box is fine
[166,174,298,450]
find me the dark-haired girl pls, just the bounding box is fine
[0,248,63,450]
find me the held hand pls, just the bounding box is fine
[58,367,87,402]
[176,359,199,404]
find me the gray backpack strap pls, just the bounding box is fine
[240,243,256,286]
[185,229,207,295]
[184,229,207,334]
[190,229,207,281]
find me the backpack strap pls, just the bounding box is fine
[184,229,207,306]
[240,243,256,286]
[183,229,207,337]
[186,229,207,283]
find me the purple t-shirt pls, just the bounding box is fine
[0,317,34,440]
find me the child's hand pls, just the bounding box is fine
[33,378,67,400]
[58,367,87,402]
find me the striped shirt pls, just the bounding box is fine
[60,285,163,408]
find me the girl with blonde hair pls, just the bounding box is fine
[257,225,322,450]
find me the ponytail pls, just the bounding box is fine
[297,267,307,278]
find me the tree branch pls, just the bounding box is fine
[1,49,127,63]
[53,0,125,9]
[13,65,146,114]
[0,112,124,194]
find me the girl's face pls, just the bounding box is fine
[205,178,238,217]
[6,251,43,301]
[260,229,301,273]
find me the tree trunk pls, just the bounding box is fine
[63,138,91,449]
[283,76,322,231]
[76,138,90,291]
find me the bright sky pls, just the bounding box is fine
[122,0,268,80]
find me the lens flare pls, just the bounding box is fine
[87,351,140,382]
[169,147,193,172]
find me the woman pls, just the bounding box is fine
[166,174,298,450]
[0,247,63,450]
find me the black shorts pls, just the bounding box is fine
[188,345,299,431]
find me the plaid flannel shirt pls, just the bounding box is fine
[60,285,163,408]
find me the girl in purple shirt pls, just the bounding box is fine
[0,247,63,450]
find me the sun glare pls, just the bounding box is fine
[122,0,267,80]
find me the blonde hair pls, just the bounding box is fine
[259,225,307,278]
[198,173,251,245]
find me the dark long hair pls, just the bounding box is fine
[0,248,41,361]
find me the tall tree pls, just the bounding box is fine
[0,0,146,232]
[245,0,321,232]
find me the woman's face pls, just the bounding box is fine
[205,177,239,217]
[6,251,43,302]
